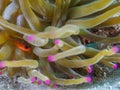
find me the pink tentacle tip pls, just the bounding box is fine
[27,35,35,42]
[0,71,2,75]
[112,63,118,69]
[45,79,51,85]
[112,46,119,53]
[30,77,37,83]
[0,62,5,68]
[85,76,92,83]
[54,39,60,45]
[52,84,58,89]
[69,76,74,79]
[47,55,54,62]
[87,66,93,73]
[37,80,42,85]
[12,60,16,62]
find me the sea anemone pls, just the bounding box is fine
[0,0,120,88]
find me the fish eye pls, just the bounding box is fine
[24,45,30,49]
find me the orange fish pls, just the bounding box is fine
[9,36,32,52]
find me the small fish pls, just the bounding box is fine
[9,36,32,52]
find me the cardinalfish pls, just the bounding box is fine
[9,36,32,52]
